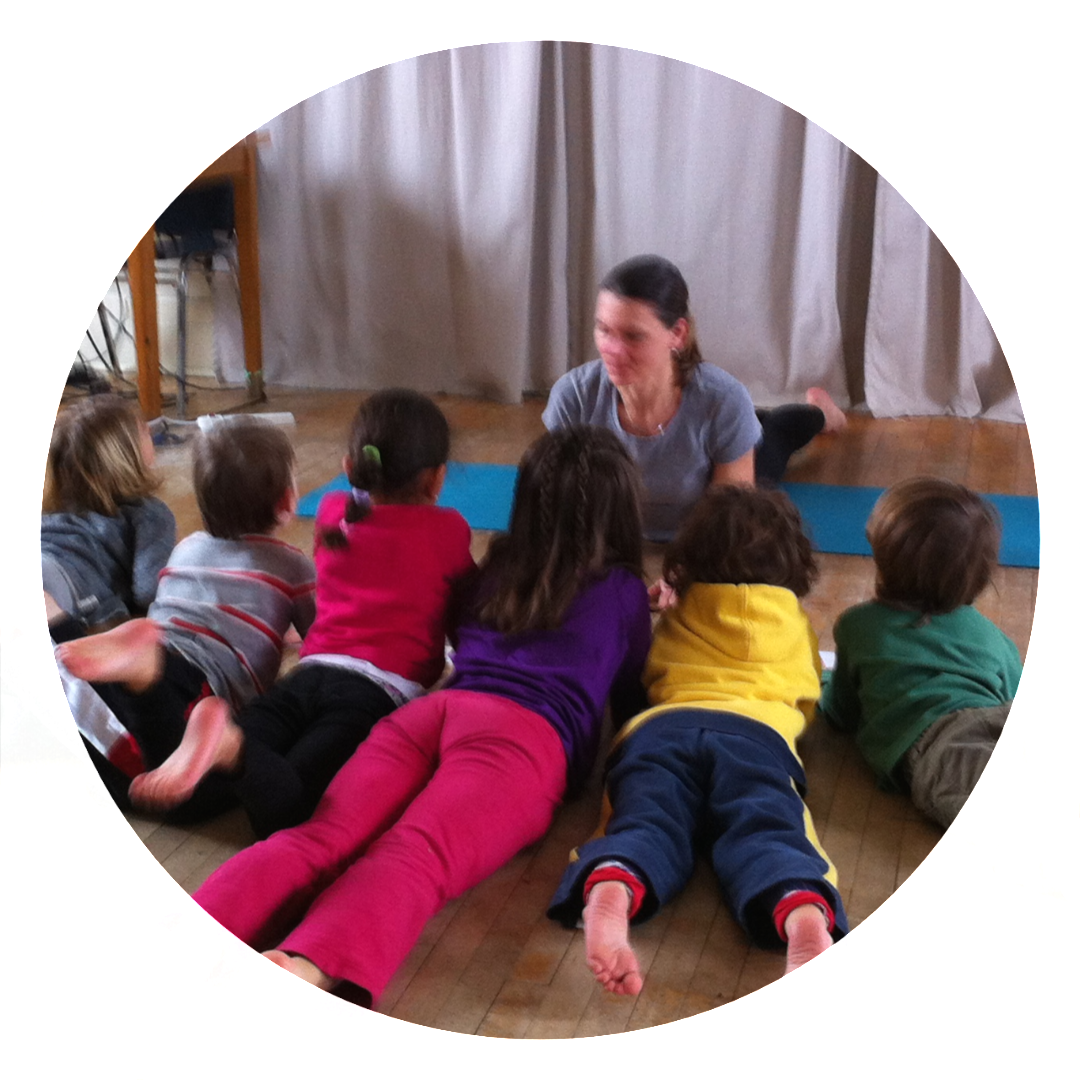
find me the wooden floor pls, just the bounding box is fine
[65,381,1037,1036]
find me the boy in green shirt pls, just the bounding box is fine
[820,477,1022,829]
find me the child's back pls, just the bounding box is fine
[57,418,315,817]
[823,599,1021,790]
[547,485,845,991]
[125,390,473,836]
[820,477,1023,827]
[303,493,472,689]
[148,528,317,706]
[447,561,650,793]
[192,425,652,1007]
[632,580,820,757]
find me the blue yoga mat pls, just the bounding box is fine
[297,462,519,532]
[298,466,1039,569]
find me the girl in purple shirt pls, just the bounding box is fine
[193,426,653,1008]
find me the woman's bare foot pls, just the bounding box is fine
[783,904,833,973]
[264,950,338,992]
[583,880,644,995]
[805,387,848,433]
[128,697,243,811]
[55,618,164,693]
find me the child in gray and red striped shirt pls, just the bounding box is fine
[56,418,316,822]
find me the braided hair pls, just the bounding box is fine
[478,426,644,634]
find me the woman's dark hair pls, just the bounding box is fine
[193,419,296,540]
[600,254,704,383]
[321,389,451,549]
[478,426,644,634]
[43,394,158,516]
[663,485,818,598]
[867,476,1000,614]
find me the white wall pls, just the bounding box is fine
[77,258,241,386]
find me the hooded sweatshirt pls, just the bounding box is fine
[615,582,822,761]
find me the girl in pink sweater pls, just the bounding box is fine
[128,389,475,836]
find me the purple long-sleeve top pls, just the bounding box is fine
[445,566,653,794]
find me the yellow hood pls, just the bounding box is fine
[618,582,822,757]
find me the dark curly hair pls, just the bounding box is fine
[663,484,818,598]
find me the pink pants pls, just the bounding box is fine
[194,689,567,999]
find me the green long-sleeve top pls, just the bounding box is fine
[819,601,1022,790]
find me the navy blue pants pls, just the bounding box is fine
[548,710,847,948]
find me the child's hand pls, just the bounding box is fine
[648,579,677,611]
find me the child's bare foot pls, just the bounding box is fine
[783,903,833,973]
[583,880,644,995]
[128,697,243,811]
[264,950,338,992]
[55,618,164,693]
[805,387,847,433]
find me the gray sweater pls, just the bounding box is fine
[41,498,177,623]
[149,531,318,708]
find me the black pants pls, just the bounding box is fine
[82,648,238,823]
[230,663,398,839]
[754,405,826,485]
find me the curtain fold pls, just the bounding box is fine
[237,42,1021,422]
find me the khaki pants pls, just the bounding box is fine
[901,703,1011,830]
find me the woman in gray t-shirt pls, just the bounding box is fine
[543,254,846,541]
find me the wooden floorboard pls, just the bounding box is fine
[51,383,1036,1036]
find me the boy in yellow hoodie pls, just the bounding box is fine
[547,485,847,993]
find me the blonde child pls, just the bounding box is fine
[42,394,176,635]
[819,477,1022,830]
[192,426,653,1008]
[56,419,316,820]
[548,485,847,993]
[128,389,475,837]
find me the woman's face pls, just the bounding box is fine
[594,290,687,389]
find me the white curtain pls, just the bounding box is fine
[243,41,1022,422]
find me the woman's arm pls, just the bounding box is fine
[710,448,755,487]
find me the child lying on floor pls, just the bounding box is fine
[819,476,1022,830]
[548,485,847,993]
[56,418,316,820]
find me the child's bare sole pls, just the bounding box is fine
[783,904,834,973]
[55,618,164,692]
[805,387,848,433]
[264,950,338,992]
[583,880,644,995]
[129,697,242,812]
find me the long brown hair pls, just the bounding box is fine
[663,485,818,598]
[320,389,452,550]
[600,254,703,384]
[43,394,158,516]
[867,476,1000,614]
[478,426,644,634]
